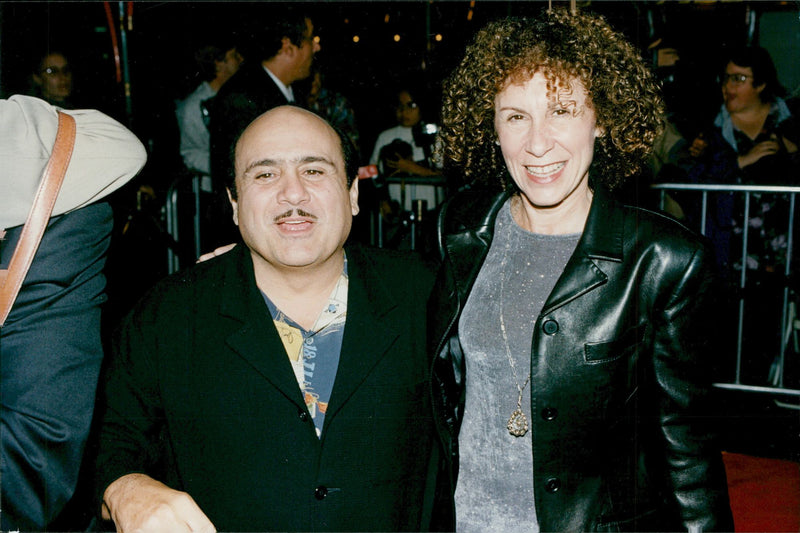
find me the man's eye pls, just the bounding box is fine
[304,168,325,176]
[254,172,274,180]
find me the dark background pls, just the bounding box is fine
[2,1,798,166]
[3,0,798,328]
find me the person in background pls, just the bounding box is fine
[94,106,438,532]
[680,46,800,385]
[0,94,147,531]
[694,46,798,184]
[368,85,443,246]
[205,9,319,249]
[683,46,799,273]
[209,9,320,186]
[369,85,440,179]
[176,44,243,179]
[30,50,74,108]
[174,43,243,253]
[428,8,733,531]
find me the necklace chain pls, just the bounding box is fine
[499,212,531,438]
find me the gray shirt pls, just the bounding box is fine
[456,199,580,533]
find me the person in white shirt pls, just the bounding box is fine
[176,44,242,179]
[369,86,442,215]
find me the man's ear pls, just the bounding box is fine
[349,178,360,217]
[279,36,295,56]
[226,188,239,226]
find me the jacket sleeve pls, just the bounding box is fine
[652,240,734,531]
[93,300,168,519]
[0,204,113,531]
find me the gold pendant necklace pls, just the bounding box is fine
[499,304,531,437]
[499,206,531,438]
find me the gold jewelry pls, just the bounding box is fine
[499,223,531,438]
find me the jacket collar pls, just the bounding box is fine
[218,245,307,409]
[578,185,624,262]
[540,186,622,314]
[442,183,625,315]
[215,244,401,428]
[440,189,508,303]
[326,244,402,421]
[444,184,624,259]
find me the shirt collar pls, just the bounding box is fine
[714,97,791,151]
[263,65,295,103]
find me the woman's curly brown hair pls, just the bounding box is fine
[440,8,665,191]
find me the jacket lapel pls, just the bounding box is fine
[219,246,307,408]
[324,246,400,421]
[541,187,624,315]
[443,190,508,303]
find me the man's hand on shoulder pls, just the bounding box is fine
[197,243,236,263]
[103,473,216,532]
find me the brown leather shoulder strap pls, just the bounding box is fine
[0,111,77,326]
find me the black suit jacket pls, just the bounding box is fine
[95,244,439,532]
[209,62,290,185]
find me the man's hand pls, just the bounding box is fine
[197,243,236,263]
[103,473,216,532]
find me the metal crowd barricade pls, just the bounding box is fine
[375,175,447,250]
[165,174,203,274]
[652,183,800,406]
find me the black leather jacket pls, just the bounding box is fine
[428,187,733,532]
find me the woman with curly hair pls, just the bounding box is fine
[428,8,733,532]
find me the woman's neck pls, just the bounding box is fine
[511,191,592,236]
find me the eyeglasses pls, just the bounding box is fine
[721,73,752,86]
[41,66,71,77]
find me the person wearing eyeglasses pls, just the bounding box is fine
[680,47,799,268]
[688,46,798,182]
[687,45,799,258]
[30,51,74,108]
[681,46,799,386]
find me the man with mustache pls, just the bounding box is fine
[94,106,438,532]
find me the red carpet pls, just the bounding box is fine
[723,452,800,532]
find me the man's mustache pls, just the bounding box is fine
[274,209,318,222]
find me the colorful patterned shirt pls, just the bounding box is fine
[261,261,348,437]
